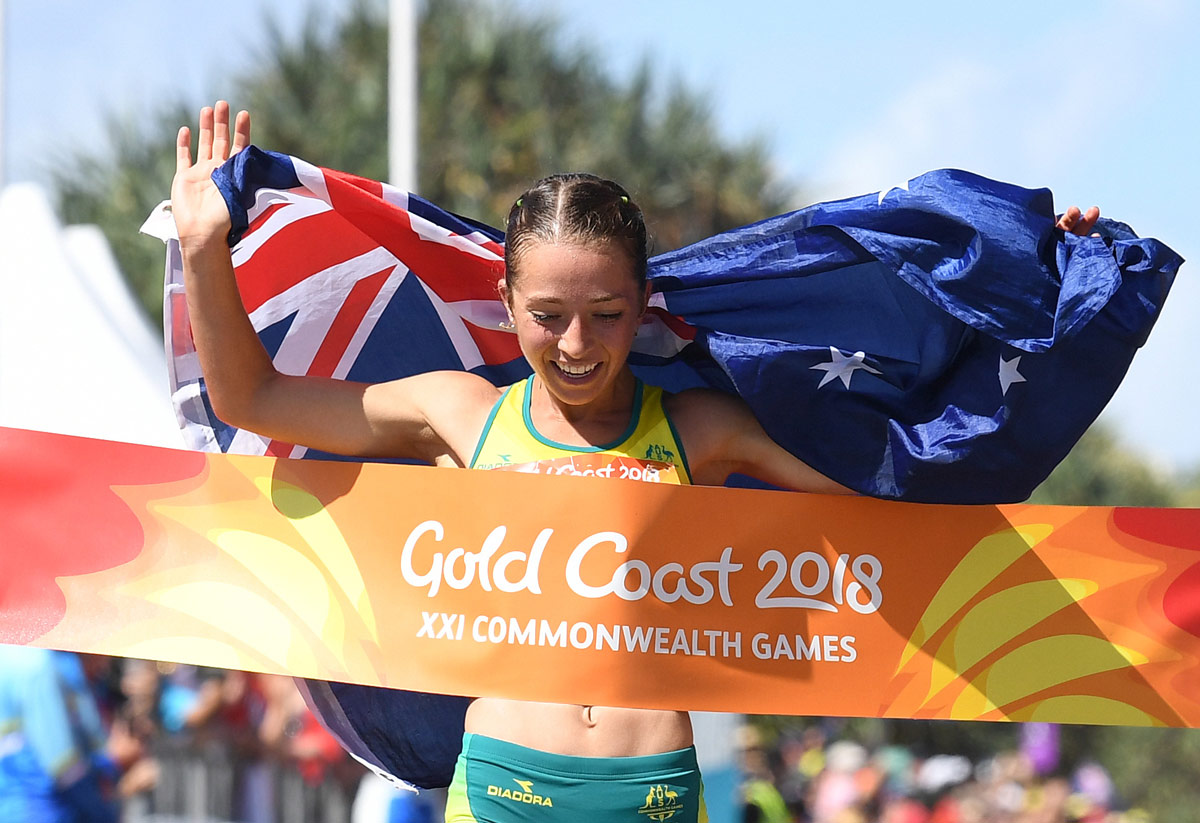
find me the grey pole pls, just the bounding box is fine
[388,0,417,191]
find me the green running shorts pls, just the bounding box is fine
[444,733,707,823]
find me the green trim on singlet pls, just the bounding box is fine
[468,374,691,484]
[468,385,515,469]
[520,377,645,453]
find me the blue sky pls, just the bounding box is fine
[5,0,1196,471]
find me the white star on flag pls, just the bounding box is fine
[999,355,1026,396]
[877,178,912,206]
[811,347,882,389]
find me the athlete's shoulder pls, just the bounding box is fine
[376,369,502,411]
[362,370,503,466]
[414,368,502,394]
[662,388,765,486]
[663,386,753,426]
[423,371,505,432]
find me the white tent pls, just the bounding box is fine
[0,183,182,447]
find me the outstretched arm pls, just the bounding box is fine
[171,102,496,463]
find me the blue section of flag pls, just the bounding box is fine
[258,312,297,361]
[297,680,469,791]
[406,193,506,245]
[217,147,302,246]
[645,171,1180,501]
[342,274,469,383]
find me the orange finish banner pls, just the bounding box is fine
[3,425,1200,727]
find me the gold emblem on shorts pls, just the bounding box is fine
[487,778,554,807]
[638,784,684,821]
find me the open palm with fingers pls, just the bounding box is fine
[171,101,251,249]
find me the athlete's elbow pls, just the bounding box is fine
[206,390,257,431]
[205,374,279,434]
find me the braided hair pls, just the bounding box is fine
[504,173,648,291]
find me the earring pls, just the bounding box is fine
[498,319,515,330]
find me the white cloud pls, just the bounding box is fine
[810,0,1188,201]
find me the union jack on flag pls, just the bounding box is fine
[151,148,698,463]
[146,146,1181,502]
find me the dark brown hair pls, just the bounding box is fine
[504,173,648,291]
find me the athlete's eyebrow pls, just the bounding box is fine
[524,293,629,304]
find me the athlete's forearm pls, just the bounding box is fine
[180,238,278,431]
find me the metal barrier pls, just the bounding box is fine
[123,735,355,823]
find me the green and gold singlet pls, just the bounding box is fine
[444,376,705,823]
[469,376,692,485]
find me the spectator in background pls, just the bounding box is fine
[809,739,870,822]
[775,726,827,819]
[258,674,348,785]
[259,674,357,823]
[739,725,791,823]
[0,646,120,823]
[739,721,1152,823]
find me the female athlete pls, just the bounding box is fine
[171,101,1099,823]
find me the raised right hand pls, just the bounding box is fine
[171,101,251,250]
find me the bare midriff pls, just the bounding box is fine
[464,697,693,757]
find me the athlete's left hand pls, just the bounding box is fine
[1056,205,1100,236]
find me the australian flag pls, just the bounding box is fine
[145,149,1181,790]
[149,146,1181,502]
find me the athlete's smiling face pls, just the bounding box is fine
[502,238,649,409]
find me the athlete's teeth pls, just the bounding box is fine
[559,363,596,376]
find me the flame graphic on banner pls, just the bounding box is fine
[883,507,1192,726]
[45,455,386,685]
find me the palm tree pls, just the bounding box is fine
[52,0,791,323]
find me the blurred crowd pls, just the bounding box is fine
[738,722,1147,823]
[3,646,1155,823]
[0,647,443,823]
